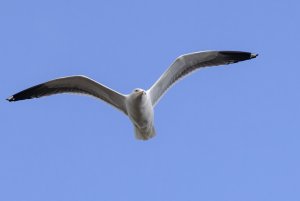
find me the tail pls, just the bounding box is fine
[134,125,156,140]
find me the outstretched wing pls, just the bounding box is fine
[148,50,258,106]
[7,75,128,115]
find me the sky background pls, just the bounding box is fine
[1,0,300,200]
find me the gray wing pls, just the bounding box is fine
[148,50,258,106]
[7,75,128,115]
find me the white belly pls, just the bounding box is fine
[126,92,153,125]
[126,91,156,140]
[127,100,153,128]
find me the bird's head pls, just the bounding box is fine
[133,88,146,96]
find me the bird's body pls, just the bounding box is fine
[7,50,258,140]
[126,89,155,140]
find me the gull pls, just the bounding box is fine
[7,50,258,140]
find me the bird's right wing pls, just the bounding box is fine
[7,75,128,115]
[148,51,258,107]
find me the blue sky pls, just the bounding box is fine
[1,0,300,200]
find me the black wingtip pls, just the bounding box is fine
[6,83,46,102]
[6,96,15,102]
[250,53,258,59]
[219,51,258,63]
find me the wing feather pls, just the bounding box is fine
[7,75,128,115]
[148,51,257,106]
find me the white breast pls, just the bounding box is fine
[126,92,154,129]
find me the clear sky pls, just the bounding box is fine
[1,0,300,200]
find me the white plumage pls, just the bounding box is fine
[7,50,257,140]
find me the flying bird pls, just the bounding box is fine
[7,50,258,140]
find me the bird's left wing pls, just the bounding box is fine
[148,50,258,106]
[7,75,128,115]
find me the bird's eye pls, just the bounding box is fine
[134,89,139,92]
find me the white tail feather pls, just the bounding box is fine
[134,125,156,140]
